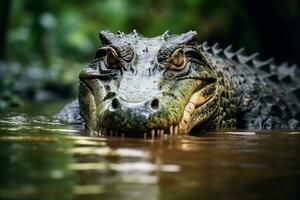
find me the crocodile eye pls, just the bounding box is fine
[170,48,186,70]
[105,47,119,69]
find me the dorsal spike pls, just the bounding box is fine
[252,58,274,73]
[162,30,171,41]
[236,48,245,55]
[132,29,138,36]
[199,41,206,50]
[237,52,259,64]
[212,43,223,55]
[277,62,298,81]
[290,64,300,78]
[270,63,278,72]
[117,30,123,37]
[99,30,120,45]
[201,41,211,52]
[212,42,219,48]
[279,62,289,71]
[223,45,234,59]
[277,62,290,79]
[279,62,289,69]
[231,48,245,62]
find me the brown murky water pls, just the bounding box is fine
[0,112,300,200]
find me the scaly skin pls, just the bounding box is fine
[55,30,300,135]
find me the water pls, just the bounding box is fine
[0,107,300,199]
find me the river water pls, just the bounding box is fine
[0,103,300,200]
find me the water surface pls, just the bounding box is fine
[0,111,300,200]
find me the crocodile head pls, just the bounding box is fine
[78,30,218,136]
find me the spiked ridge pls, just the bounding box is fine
[200,41,300,129]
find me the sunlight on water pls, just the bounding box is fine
[68,162,180,173]
[225,131,256,135]
[68,147,149,157]
[0,114,300,200]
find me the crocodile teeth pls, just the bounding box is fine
[169,126,174,136]
[183,110,191,123]
[174,125,178,135]
[161,129,164,137]
[182,121,188,134]
[157,129,160,137]
[178,122,182,132]
[151,129,155,138]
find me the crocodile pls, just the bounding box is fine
[56,30,300,136]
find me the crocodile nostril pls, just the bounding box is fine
[150,98,159,110]
[111,98,120,110]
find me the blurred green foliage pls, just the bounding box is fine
[4,0,256,63]
[0,0,299,111]
[3,0,300,66]
[0,77,21,110]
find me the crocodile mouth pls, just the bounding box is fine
[172,81,217,135]
[85,80,217,137]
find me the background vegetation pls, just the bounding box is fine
[0,0,299,110]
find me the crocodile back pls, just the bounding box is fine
[200,42,300,129]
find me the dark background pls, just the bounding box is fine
[0,0,299,110]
